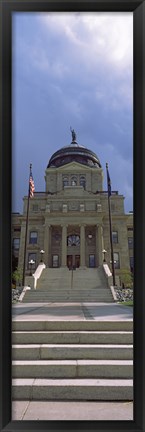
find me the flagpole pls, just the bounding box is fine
[22,164,32,287]
[106,163,116,286]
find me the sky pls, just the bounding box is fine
[12,12,133,213]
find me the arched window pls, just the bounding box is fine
[67,235,80,246]
[63,177,69,188]
[80,176,86,189]
[71,176,77,186]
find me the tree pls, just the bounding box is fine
[119,269,133,289]
[12,252,18,273]
[12,268,23,287]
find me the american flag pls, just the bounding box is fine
[29,166,35,198]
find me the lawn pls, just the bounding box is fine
[118,300,133,307]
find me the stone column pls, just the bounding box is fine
[80,224,86,267]
[61,225,67,266]
[44,224,50,267]
[97,224,104,266]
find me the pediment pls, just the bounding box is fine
[57,161,92,172]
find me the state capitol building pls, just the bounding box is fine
[12,131,133,279]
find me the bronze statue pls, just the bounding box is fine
[70,127,77,142]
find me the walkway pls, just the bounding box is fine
[12,301,133,321]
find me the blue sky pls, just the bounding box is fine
[12,12,133,213]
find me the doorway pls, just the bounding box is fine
[67,255,80,269]
[75,255,80,268]
[67,255,72,269]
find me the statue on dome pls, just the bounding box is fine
[70,127,77,142]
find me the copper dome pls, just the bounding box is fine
[47,133,101,169]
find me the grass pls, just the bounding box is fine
[119,300,133,307]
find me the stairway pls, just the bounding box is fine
[22,267,114,303]
[12,319,133,401]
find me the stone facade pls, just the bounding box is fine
[12,140,133,278]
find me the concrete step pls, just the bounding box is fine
[22,294,114,302]
[12,344,133,360]
[23,295,113,300]
[47,284,107,287]
[23,287,113,291]
[32,285,111,290]
[23,264,113,303]
[26,288,112,292]
[12,320,133,332]
[33,267,110,298]
[12,330,133,345]
[22,296,113,299]
[22,298,114,303]
[40,285,107,290]
[12,359,133,379]
[12,317,133,401]
[12,378,133,401]
[24,294,112,303]
[23,292,113,296]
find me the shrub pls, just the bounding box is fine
[119,269,133,289]
[12,268,23,287]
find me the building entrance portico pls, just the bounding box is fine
[46,223,104,268]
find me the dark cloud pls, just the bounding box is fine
[12,12,133,213]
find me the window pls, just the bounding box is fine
[54,232,60,242]
[111,203,115,211]
[89,254,95,268]
[114,252,120,269]
[14,227,21,232]
[80,176,86,189]
[112,231,118,244]
[63,177,69,187]
[67,235,80,246]
[52,255,59,268]
[128,227,133,232]
[62,204,67,212]
[130,257,134,273]
[13,238,20,250]
[80,204,84,212]
[128,237,133,249]
[71,176,77,186]
[32,205,38,212]
[28,253,36,269]
[29,231,37,244]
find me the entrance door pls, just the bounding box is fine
[75,255,80,268]
[89,254,95,268]
[67,255,72,269]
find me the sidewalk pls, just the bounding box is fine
[12,301,133,321]
[12,400,133,421]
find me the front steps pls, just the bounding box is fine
[22,267,114,303]
[22,289,114,303]
[12,378,133,401]
[13,330,133,345]
[12,320,133,401]
[13,360,132,379]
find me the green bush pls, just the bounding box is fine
[12,268,23,287]
[119,269,133,289]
